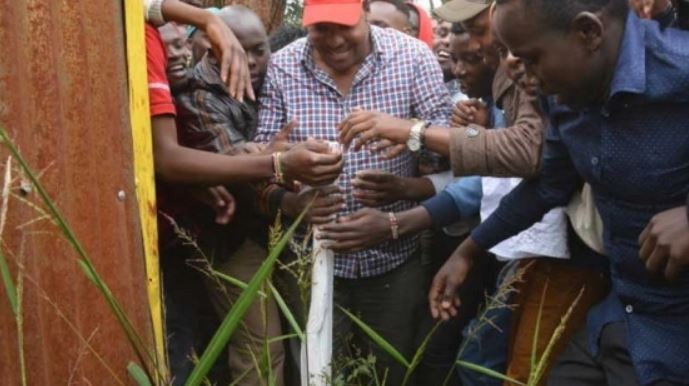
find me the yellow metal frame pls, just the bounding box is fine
[123,0,167,379]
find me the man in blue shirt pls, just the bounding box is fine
[430,0,689,385]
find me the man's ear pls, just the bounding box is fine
[571,12,604,52]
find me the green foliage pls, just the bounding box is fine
[128,362,153,386]
[284,0,304,26]
[0,247,17,314]
[0,156,17,315]
[0,125,585,386]
[183,206,308,386]
[0,126,161,382]
[456,360,527,385]
[339,306,411,369]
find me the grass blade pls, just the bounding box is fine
[269,282,304,341]
[0,127,158,380]
[128,362,153,386]
[212,270,304,342]
[456,360,527,386]
[184,208,308,386]
[402,321,441,385]
[529,287,585,385]
[338,306,411,369]
[530,279,548,378]
[0,155,17,315]
[0,247,17,314]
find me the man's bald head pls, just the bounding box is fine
[217,5,271,93]
[218,5,267,39]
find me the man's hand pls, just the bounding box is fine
[352,170,405,207]
[429,238,481,320]
[203,14,254,102]
[451,99,489,128]
[280,139,343,187]
[371,139,408,160]
[282,185,344,225]
[628,0,671,18]
[265,120,298,154]
[338,110,414,151]
[191,186,236,225]
[318,208,391,252]
[639,206,689,281]
[233,142,266,155]
[159,1,253,101]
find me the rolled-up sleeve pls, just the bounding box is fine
[450,78,545,178]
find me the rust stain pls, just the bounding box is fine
[0,0,155,385]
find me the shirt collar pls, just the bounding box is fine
[193,55,227,93]
[492,63,515,106]
[608,11,646,100]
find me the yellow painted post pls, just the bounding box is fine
[123,0,168,381]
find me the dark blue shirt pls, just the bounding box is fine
[472,12,689,385]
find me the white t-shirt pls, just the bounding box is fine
[480,176,570,261]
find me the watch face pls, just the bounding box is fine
[407,138,421,152]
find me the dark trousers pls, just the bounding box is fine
[457,261,517,386]
[333,253,426,386]
[548,322,682,386]
[414,232,503,386]
[161,247,225,386]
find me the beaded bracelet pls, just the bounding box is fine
[389,212,399,240]
[272,152,284,185]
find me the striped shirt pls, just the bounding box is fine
[256,26,450,278]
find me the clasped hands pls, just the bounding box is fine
[283,170,409,253]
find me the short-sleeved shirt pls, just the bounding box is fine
[146,24,176,117]
[145,23,178,248]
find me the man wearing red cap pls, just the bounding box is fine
[255,0,450,383]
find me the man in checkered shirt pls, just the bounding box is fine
[255,0,450,381]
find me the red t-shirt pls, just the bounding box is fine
[146,24,176,117]
[146,23,180,248]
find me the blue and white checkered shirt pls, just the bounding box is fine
[256,26,450,278]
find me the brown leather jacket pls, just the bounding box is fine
[449,64,545,178]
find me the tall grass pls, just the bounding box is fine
[0,156,28,386]
[0,126,583,386]
[183,207,308,386]
[0,126,161,383]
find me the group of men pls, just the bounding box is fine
[143,0,689,385]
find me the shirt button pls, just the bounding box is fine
[625,305,634,314]
[591,156,599,166]
[466,127,479,138]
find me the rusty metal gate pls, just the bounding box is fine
[0,1,161,384]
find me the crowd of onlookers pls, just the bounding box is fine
[143,0,689,385]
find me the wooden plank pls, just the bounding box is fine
[123,0,168,380]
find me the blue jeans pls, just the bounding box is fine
[457,262,516,386]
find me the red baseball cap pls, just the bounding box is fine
[302,0,364,27]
